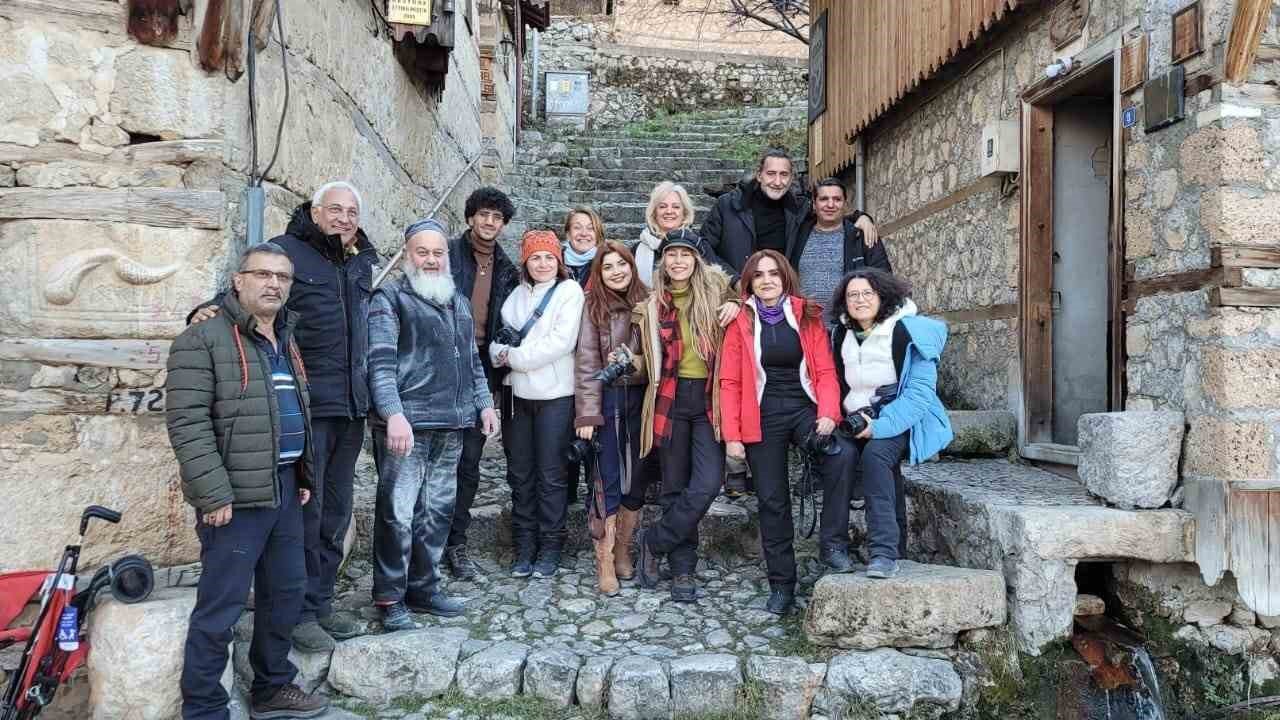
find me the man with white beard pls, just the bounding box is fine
[367,218,500,631]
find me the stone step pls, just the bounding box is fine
[804,561,1007,650]
[512,201,710,226]
[508,165,745,181]
[506,175,738,197]
[902,458,1195,654]
[523,156,745,172]
[510,188,720,207]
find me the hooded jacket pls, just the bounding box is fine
[832,302,953,464]
[270,201,379,419]
[367,274,493,430]
[165,291,314,514]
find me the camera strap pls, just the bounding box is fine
[516,279,562,343]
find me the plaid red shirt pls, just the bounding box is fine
[651,294,716,447]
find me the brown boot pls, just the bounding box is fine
[594,515,620,596]
[614,507,640,580]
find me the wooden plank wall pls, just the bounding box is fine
[812,0,1022,174]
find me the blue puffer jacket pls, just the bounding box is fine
[869,315,954,464]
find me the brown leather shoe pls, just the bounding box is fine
[593,515,619,596]
[614,507,640,580]
[250,684,328,719]
[636,529,661,589]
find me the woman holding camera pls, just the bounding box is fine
[490,230,586,579]
[574,242,650,596]
[720,250,851,615]
[633,229,740,603]
[829,268,952,579]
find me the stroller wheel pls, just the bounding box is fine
[109,555,154,605]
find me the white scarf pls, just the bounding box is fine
[635,228,664,288]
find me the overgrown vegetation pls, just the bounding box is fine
[717,125,807,167]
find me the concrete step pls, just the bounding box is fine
[804,561,1006,650]
[902,459,1195,654]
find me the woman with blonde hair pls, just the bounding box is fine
[633,229,740,602]
[633,182,696,288]
[563,206,605,286]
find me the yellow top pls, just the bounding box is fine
[671,284,708,379]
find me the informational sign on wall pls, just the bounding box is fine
[545,71,590,117]
[388,0,434,25]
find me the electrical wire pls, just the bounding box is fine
[258,0,289,185]
[245,0,288,188]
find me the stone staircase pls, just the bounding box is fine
[501,104,808,246]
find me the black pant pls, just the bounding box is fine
[849,433,910,560]
[503,394,575,543]
[450,362,502,548]
[182,466,304,719]
[745,402,852,588]
[300,417,364,623]
[648,379,724,576]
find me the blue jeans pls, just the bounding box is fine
[847,433,910,560]
[371,429,462,603]
[181,466,304,719]
[594,385,645,517]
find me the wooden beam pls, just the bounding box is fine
[880,175,1003,238]
[197,0,230,73]
[0,140,221,166]
[1186,476,1229,587]
[0,188,223,229]
[0,388,104,416]
[1231,480,1280,492]
[1214,246,1280,269]
[249,0,277,50]
[0,0,192,50]
[1212,287,1280,308]
[1021,102,1054,445]
[935,303,1018,324]
[0,338,170,370]
[1224,0,1271,83]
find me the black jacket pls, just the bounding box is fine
[791,216,891,276]
[448,230,520,356]
[699,179,811,278]
[272,202,379,419]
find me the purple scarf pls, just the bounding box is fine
[755,295,787,326]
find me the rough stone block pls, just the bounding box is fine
[0,416,200,572]
[110,46,225,139]
[456,641,529,700]
[1180,124,1266,186]
[87,589,233,719]
[607,655,669,720]
[1077,411,1184,509]
[744,655,825,720]
[1203,348,1280,409]
[824,649,962,715]
[1201,188,1280,247]
[0,220,227,339]
[669,654,742,717]
[805,562,1006,649]
[1184,600,1233,627]
[943,410,1016,456]
[1184,417,1273,479]
[328,628,467,703]
[523,647,579,707]
[575,656,613,710]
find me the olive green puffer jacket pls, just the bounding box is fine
[165,292,314,514]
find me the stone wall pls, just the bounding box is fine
[608,0,806,60]
[0,0,512,571]
[525,16,806,128]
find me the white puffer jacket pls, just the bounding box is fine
[490,278,585,400]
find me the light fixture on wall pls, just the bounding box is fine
[498,36,515,65]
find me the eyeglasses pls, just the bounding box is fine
[846,289,878,300]
[239,269,294,284]
[323,204,360,221]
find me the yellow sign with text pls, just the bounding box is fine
[388,0,434,25]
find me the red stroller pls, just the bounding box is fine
[1,506,154,720]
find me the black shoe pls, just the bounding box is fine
[765,586,795,615]
[380,602,422,633]
[250,683,328,719]
[820,546,855,574]
[511,541,536,578]
[446,544,481,580]
[532,544,561,579]
[636,530,661,589]
[670,574,697,603]
[405,592,466,617]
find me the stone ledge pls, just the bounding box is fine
[804,562,1006,650]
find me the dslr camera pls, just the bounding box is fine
[592,346,635,385]
[565,436,600,464]
[840,383,900,437]
[802,429,840,457]
[492,325,522,348]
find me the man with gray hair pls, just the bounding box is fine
[367,218,499,631]
[188,180,378,651]
[167,243,329,719]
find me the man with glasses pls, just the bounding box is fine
[188,180,378,651]
[167,243,329,719]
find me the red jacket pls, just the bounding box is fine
[720,296,843,444]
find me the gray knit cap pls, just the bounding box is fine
[403,217,448,242]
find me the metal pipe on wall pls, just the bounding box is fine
[530,29,540,122]
[854,137,866,211]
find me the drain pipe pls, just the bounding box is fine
[854,136,866,211]
[530,30,541,123]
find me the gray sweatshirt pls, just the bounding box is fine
[367,274,492,430]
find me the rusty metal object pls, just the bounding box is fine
[127,0,182,46]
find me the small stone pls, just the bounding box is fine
[329,628,468,703]
[1074,594,1106,617]
[581,620,611,636]
[456,641,530,699]
[612,613,648,631]
[743,635,768,648]
[1205,625,1252,655]
[745,655,825,720]
[635,595,663,612]
[524,647,580,707]
[576,656,613,710]
[607,655,670,720]
[1259,614,1280,629]
[560,597,594,615]
[1184,600,1233,627]
[669,654,742,717]
[707,629,733,647]
[1077,411,1184,509]
[1229,603,1257,627]
[944,411,1016,456]
[825,649,962,714]
[1250,656,1280,690]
